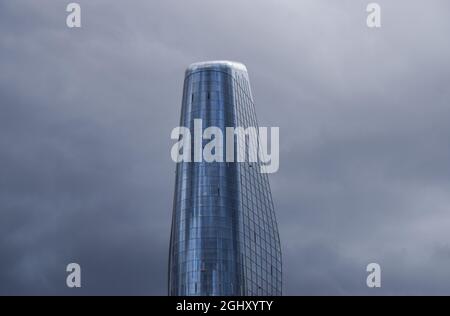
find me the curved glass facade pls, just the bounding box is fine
[168,61,282,296]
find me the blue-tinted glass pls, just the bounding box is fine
[169,61,282,296]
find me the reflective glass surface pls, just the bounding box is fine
[169,61,282,296]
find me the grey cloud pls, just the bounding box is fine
[1,0,450,295]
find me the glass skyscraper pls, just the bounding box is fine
[168,61,282,296]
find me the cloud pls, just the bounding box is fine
[0,0,449,295]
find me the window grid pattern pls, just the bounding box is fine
[169,63,282,296]
[232,72,282,296]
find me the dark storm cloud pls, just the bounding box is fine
[0,0,449,294]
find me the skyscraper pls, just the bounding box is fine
[168,61,282,296]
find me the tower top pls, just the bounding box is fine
[186,60,248,73]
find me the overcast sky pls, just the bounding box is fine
[1,0,450,295]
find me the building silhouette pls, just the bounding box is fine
[168,61,282,295]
